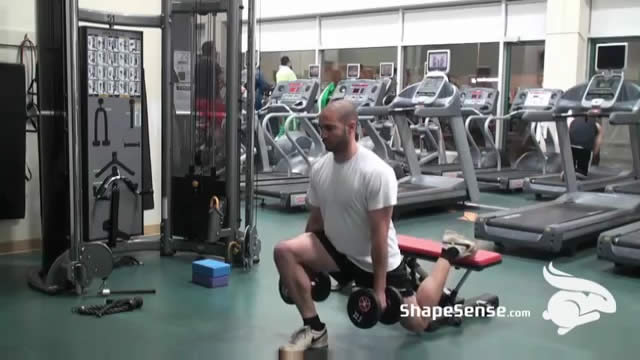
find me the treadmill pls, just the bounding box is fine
[243,79,324,209]
[469,88,564,191]
[523,79,635,197]
[597,72,640,267]
[475,71,640,255]
[421,87,500,178]
[360,53,480,213]
[603,114,640,195]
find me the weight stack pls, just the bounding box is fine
[192,259,230,288]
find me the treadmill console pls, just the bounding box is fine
[332,79,390,107]
[460,87,498,114]
[511,88,563,111]
[412,73,447,105]
[582,73,624,109]
[269,79,319,112]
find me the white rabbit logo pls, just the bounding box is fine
[542,262,616,335]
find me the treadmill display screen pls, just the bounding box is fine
[417,77,443,95]
[427,51,449,73]
[309,65,320,79]
[524,90,553,107]
[347,64,360,79]
[380,63,394,78]
[585,75,622,102]
[352,87,365,94]
[467,90,485,105]
[288,83,303,93]
[596,43,627,71]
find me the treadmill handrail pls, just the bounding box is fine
[610,99,640,125]
[464,115,486,167]
[260,111,297,175]
[491,110,526,122]
[483,116,502,171]
[420,118,441,161]
[522,110,555,122]
[358,106,389,117]
[461,107,483,116]
[464,115,502,170]
[527,120,549,174]
[282,113,324,168]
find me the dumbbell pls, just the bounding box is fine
[279,272,331,305]
[346,287,403,329]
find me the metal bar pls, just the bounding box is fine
[78,9,162,28]
[555,120,578,193]
[453,114,481,201]
[449,92,480,201]
[496,0,507,145]
[161,0,174,252]
[245,0,257,229]
[38,110,67,117]
[453,270,473,293]
[226,0,242,240]
[210,14,217,175]
[172,0,226,14]
[241,0,500,24]
[630,125,640,178]
[65,0,84,274]
[189,12,196,169]
[395,114,421,178]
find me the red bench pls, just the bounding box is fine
[398,234,502,270]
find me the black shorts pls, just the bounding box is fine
[315,231,415,297]
[571,146,592,176]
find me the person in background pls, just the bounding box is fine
[254,66,272,110]
[276,56,297,83]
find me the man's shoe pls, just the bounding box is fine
[279,325,328,353]
[442,230,478,259]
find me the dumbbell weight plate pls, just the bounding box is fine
[347,288,380,329]
[380,287,403,325]
[279,278,294,305]
[311,273,331,302]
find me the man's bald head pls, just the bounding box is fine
[323,100,358,126]
[318,100,359,153]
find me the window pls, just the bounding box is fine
[403,43,500,89]
[499,43,545,162]
[505,43,545,111]
[321,47,397,87]
[589,38,640,169]
[259,50,316,85]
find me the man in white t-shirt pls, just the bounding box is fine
[274,100,478,353]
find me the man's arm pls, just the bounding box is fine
[369,206,393,300]
[305,205,324,233]
[594,122,604,157]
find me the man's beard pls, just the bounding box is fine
[325,131,349,153]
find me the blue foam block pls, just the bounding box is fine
[192,259,231,278]
[193,272,229,288]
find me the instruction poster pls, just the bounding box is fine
[174,50,191,112]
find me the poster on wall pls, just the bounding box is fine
[174,50,191,112]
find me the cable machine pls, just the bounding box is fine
[29,0,260,295]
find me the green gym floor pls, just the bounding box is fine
[1,192,638,360]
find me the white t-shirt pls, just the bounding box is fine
[307,144,401,272]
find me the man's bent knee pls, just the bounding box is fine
[273,233,319,266]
